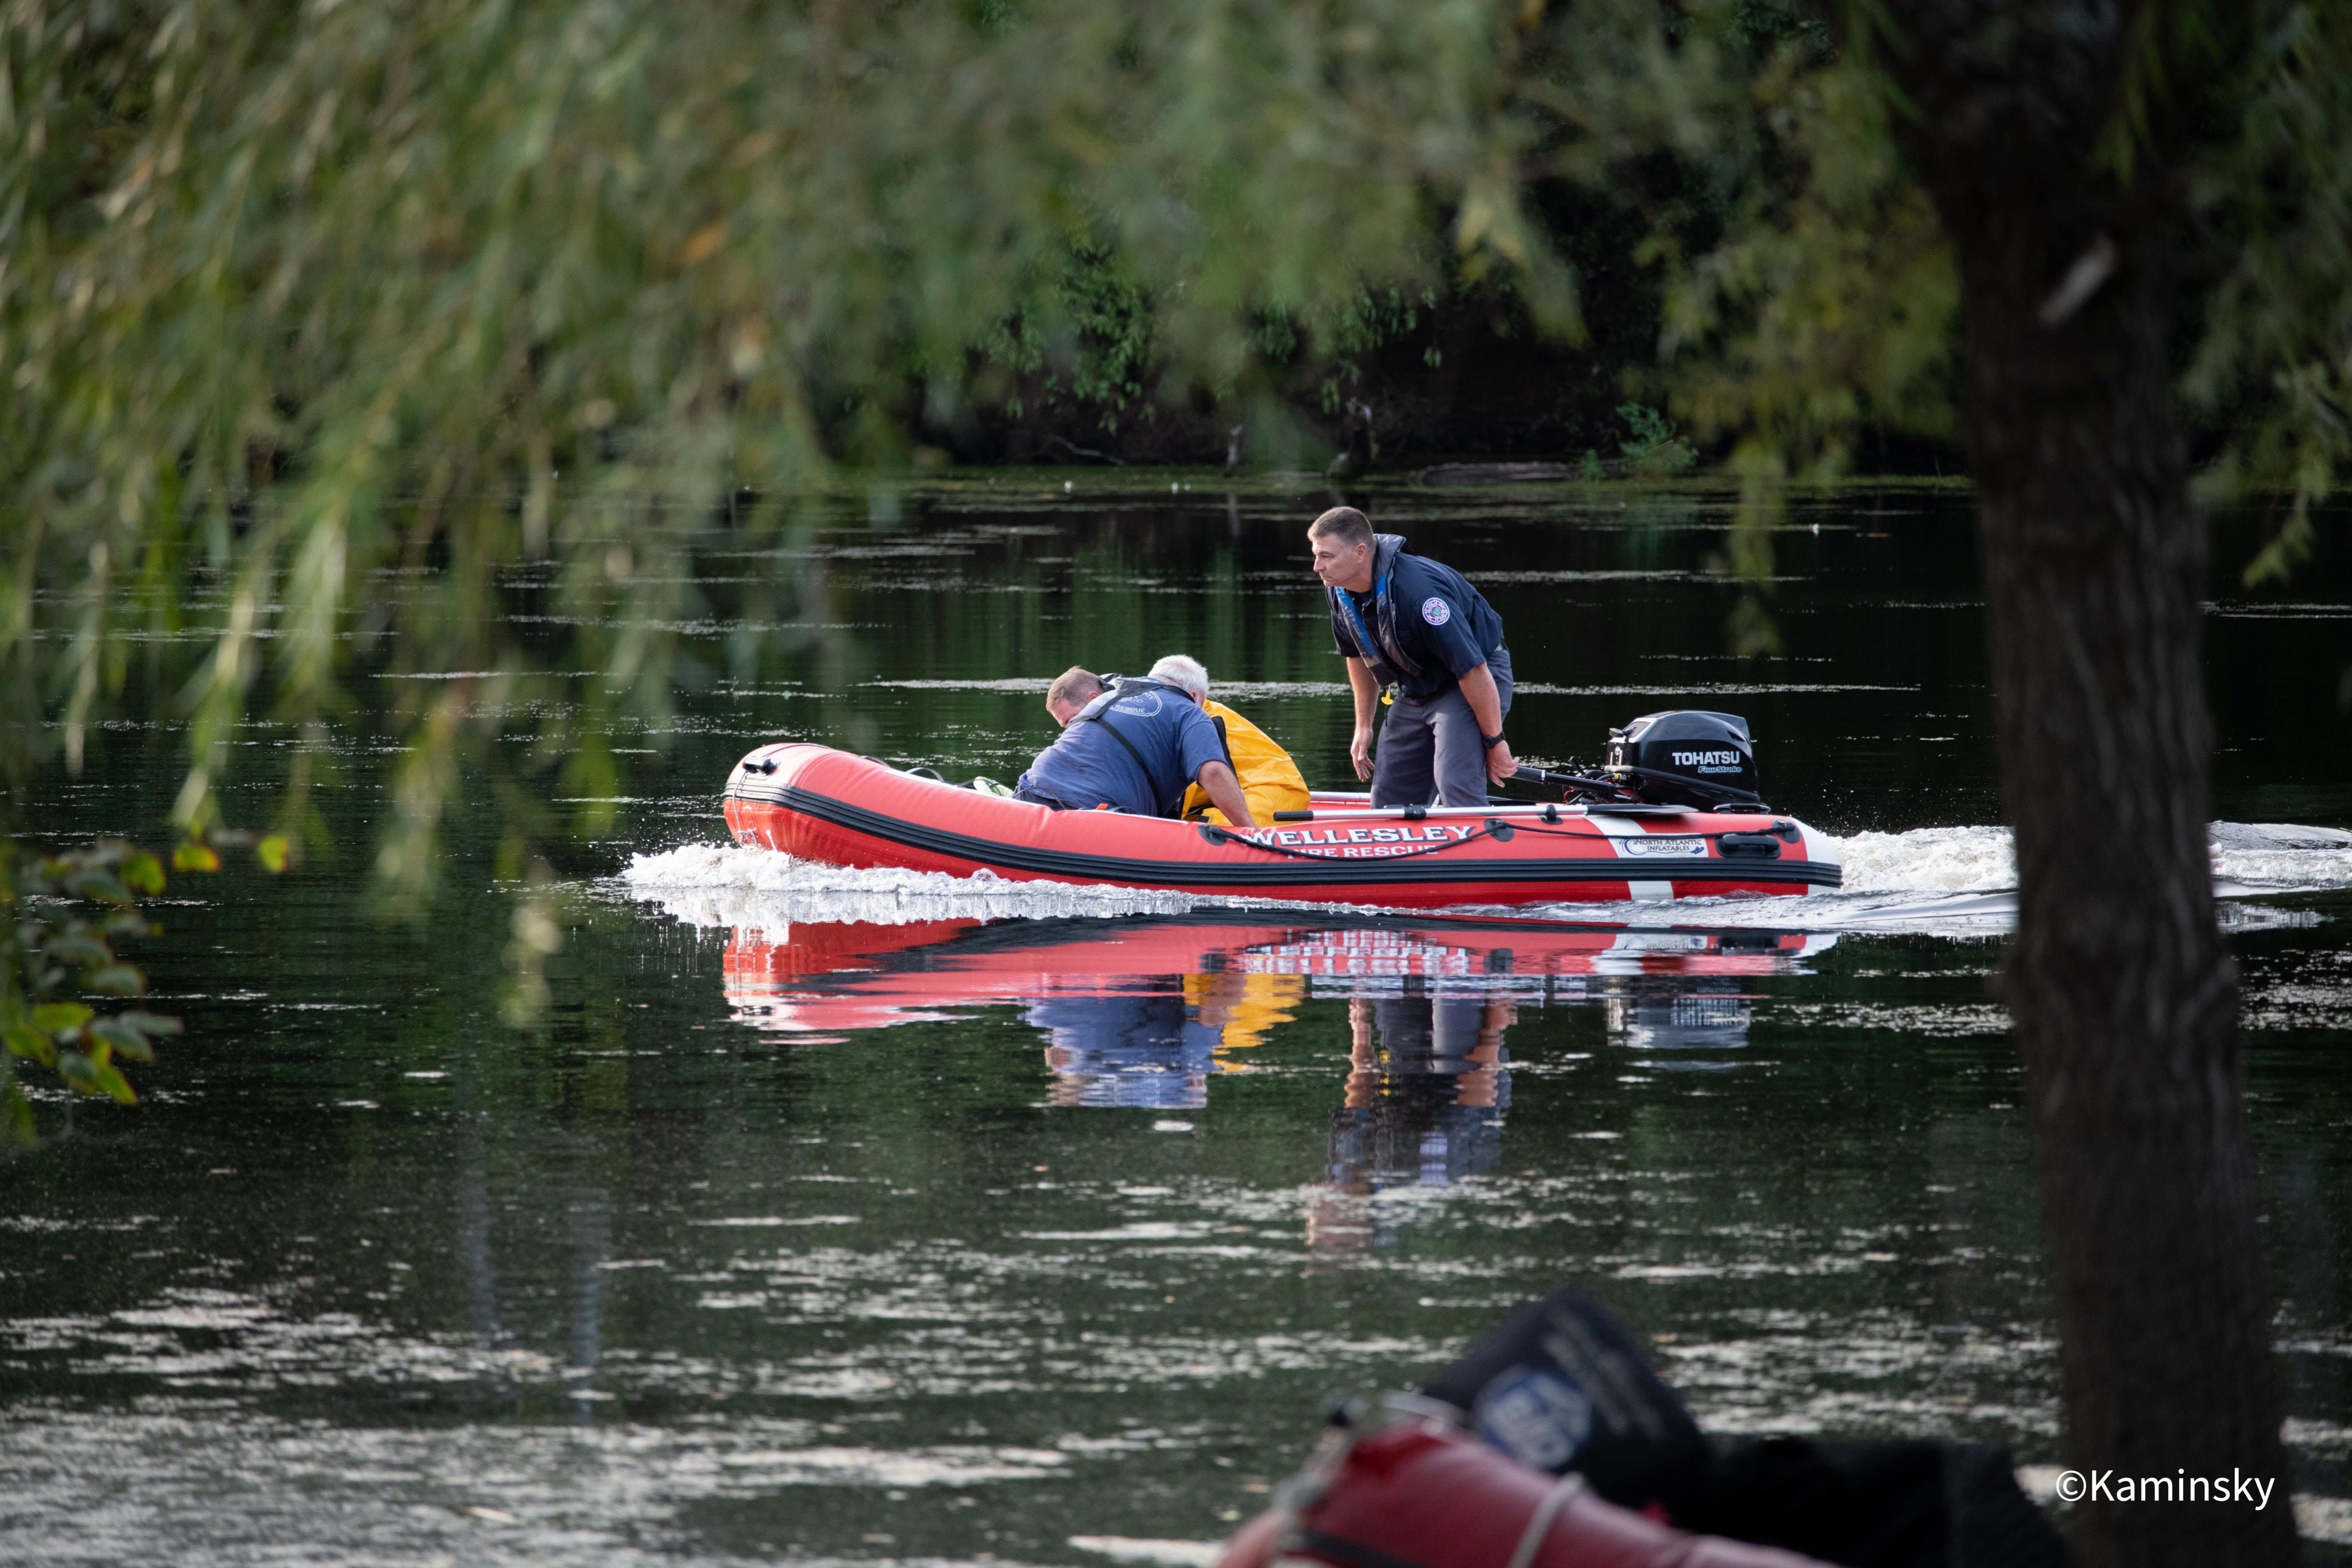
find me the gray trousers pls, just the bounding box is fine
[1371,651,1513,808]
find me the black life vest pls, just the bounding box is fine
[1326,533,1425,688]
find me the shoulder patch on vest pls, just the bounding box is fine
[1421,596,1452,626]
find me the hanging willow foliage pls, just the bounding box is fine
[1,0,2347,872]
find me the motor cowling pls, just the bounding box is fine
[1606,711,1761,809]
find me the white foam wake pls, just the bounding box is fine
[1835,826,2017,895]
[616,822,2349,937]
[2208,822,2352,891]
[617,843,1256,931]
[1835,821,2352,897]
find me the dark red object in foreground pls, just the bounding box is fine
[1218,1420,1831,1568]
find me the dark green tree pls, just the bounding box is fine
[1856,8,2303,1563]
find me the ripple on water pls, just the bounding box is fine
[0,1406,1075,1568]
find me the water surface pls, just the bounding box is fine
[6,474,2351,1563]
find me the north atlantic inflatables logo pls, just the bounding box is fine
[1422,597,1452,626]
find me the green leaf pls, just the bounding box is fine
[92,1061,137,1104]
[255,834,291,873]
[30,1002,93,1033]
[5,1023,57,1068]
[114,1010,184,1038]
[173,843,222,873]
[62,870,132,905]
[57,1051,137,1105]
[45,934,112,969]
[90,1017,156,1062]
[122,852,167,896]
[85,965,148,997]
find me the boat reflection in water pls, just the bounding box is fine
[1606,985,1761,1060]
[722,915,1833,1240]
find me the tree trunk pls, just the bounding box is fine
[1877,6,2297,1565]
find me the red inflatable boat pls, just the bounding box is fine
[722,742,1843,908]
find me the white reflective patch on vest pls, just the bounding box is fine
[1474,1368,1595,1473]
[1421,597,1452,626]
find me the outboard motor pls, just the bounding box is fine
[1606,711,1762,809]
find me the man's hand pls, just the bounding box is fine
[1198,760,1256,828]
[1457,662,1512,784]
[1343,659,1379,782]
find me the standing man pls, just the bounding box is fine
[1307,506,1514,807]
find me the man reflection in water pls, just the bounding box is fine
[1032,968,1306,1109]
[1309,994,1514,1253]
[1030,993,1221,1109]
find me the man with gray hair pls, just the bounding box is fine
[1143,653,1212,702]
[1014,664,1256,826]
[1146,656,1310,827]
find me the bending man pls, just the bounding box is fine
[1308,505,1513,807]
[1018,667,1258,827]
[1143,655,1311,827]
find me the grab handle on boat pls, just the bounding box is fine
[1269,804,1432,822]
[1715,831,1783,858]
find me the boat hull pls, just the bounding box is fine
[721,743,1842,908]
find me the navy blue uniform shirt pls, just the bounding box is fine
[1328,536,1507,702]
[1016,682,1229,816]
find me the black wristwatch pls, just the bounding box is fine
[1480,731,1507,750]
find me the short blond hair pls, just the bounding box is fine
[1046,666,1105,713]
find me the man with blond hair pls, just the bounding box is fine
[1144,655,1310,827]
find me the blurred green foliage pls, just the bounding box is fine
[1617,404,1695,474]
[1,839,182,1145]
